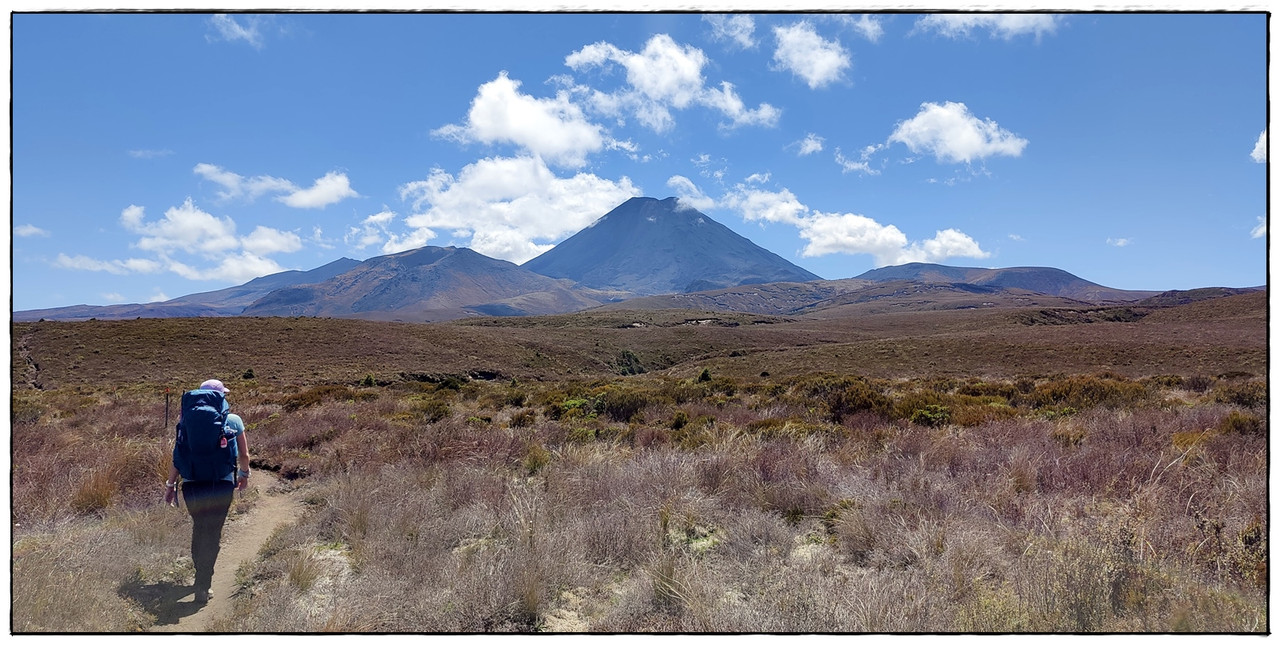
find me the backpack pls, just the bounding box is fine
[172,389,238,482]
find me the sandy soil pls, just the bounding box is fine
[150,472,304,633]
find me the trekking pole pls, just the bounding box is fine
[164,388,170,429]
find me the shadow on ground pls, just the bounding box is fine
[117,578,202,626]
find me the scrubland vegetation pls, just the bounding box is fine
[11,346,1267,632]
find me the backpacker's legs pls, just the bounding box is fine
[181,480,235,601]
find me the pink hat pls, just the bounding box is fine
[200,379,230,394]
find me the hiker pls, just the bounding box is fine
[163,378,251,605]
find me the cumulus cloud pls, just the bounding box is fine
[772,21,851,89]
[121,199,240,256]
[916,14,1060,40]
[667,175,717,212]
[704,14,757,49]
[397,155,640,263]
[54,200,303,284]
[276,171,360,209]
[1251,217,1266,239]
[721,184,989,265]
[208,14,265,49]
[15,224,50,237]
[241,225,303,255]
[721,184,808,226]
[888,101,1028,164]
[795,133,825,156]
[54,253,163,275]
[433,72,606,168]
[194,163,358,209]
[194,163,295,202]
[566,34,778,132]
[1251,130,1266,163]
[1106,237,1131,247]
[846,15,885,43]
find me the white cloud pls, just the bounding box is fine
[241,226,303,255]
[1251,130,1266,163]
[1106,237,1131,247]
[888,101,1028,164]
[701,81,781,129]
[849,15,880,43]
[397,155,641,263]
[799,211,911,261]
[147,290,170,303]
[795,133,825,156]
[721,185,808,226]
[102,292,127,303]
[704,14,757,49]
[565,34,777,133]
[1251,217,1266,239]
[345,209,409,250]
[122,199,240,256]
[209,251,289,284]
[721,185,989,265]
[276,171,360,209]
[772,21,851,89]
[54,253,163,275]
[916,14,1060,40]
[194,163,296,202]
[433,72,606,168]
[667,175,716,212]
[208,14,265,49]
[835,146,882,175]
[65,200,305,284]
[194,163,357,208]
[15,224,50,237]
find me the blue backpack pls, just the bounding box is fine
[172,389,238,482]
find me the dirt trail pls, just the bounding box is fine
[150,472,305,632]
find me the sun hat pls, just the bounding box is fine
[200,378,230,394]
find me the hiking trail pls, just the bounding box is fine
[150,471,304,632]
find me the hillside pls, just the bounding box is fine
[522,196,821,295]
[241,246,607,322]
[854,262,1159,303]
[12,257,361,322]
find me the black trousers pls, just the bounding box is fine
[181,480,235,592]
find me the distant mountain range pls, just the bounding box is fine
[12,197,1254,323]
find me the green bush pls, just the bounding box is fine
[909,404,951,427]
[1031,375,1149,410]
[812,378,891,423]
[417,398,451,423]
[1218,410,1264,435]
[1211,381,1267,408]
[597,386,649,423]
[615,350,646,376]
[282,384,355,411]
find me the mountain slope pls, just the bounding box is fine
[12,258,362,322]
[522,196,822,296]
[241,246,607,322]
[855,262,1159,303]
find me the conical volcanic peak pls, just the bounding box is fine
[522,196,821,296]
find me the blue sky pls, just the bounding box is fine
[10,11,1269,311]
